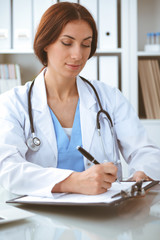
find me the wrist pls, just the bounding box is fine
[51,172,80,193]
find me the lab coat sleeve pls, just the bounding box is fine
[0,93,73,197]
[113,88,160,180]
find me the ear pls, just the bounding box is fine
[44,46,48,52]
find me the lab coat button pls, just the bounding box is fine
[87,162,91,166]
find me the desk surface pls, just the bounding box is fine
[0,185,160,240]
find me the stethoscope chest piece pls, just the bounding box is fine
[27,134,41,152]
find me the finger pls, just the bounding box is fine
[126,177,134,181]
[135,176,151,182]
[103,162,118,176]
[135,176,143,182]
[104,173,117,183]
[101,181,112,191]
[132,171,149,182]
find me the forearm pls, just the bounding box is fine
[0,150,73,197]
[51,172,80,193]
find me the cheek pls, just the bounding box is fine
[84,49,91,60]
[47,50,62,63]
[83,53,90,64]
[47,45,62,58]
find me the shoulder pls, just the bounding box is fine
[90,79,129,103]
[79,77,133,119]
[89,79,116,94]
[82,78,125,107]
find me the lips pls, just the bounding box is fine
[66,63,82,70]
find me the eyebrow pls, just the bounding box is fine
[62,35,92,40]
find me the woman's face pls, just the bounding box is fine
[45,20,93,80]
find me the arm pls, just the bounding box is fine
[0,95,73,197]
[113,88,160,180]
[0,95,117,196]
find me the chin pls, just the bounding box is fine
[65,71,81,79]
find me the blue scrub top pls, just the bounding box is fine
[49,100,84,172]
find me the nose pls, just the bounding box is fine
[70,45,82,61]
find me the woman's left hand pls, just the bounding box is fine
[131,171,153,181]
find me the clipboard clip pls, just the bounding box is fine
[112,180,145,199]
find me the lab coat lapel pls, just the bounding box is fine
[31,71,57,158]
[77,76,97,152]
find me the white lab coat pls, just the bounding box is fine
[0,69,160,197]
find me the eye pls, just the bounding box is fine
[82,40,92,48]
[82,44,91,48]
[61,41,71,46]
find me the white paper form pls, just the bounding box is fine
[14,182,151,204]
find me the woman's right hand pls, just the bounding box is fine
[52,162,118,195]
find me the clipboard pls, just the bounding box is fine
[6,181,159,207]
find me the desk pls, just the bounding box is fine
[0,185,160,240]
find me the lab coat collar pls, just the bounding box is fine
[31,69,48,111]
[76,76,97,152]
[76,76,97,109]
[31,69,57,157]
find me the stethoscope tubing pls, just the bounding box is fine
[28,80,35,134]
[27,76,120,167]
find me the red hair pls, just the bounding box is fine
[33,2,97,66]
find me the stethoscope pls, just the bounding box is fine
[27,76,121,168]
[27,80,41,152]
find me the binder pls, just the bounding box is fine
[99,0,117,49]
[0,0,11,49]
[33,0,55,35]
[13,0,32,49]
[80,0,98,24]
[80,56,97,81]
[7,181,159,206]
[99,56,119,88]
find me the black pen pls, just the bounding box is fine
[77,145,121,184]
[76,146,99,164]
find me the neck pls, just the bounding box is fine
[44,69,78,101]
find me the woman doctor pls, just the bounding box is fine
[0,2,159,198]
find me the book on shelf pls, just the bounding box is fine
[0,64,21,94]
[138,59,160,119]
